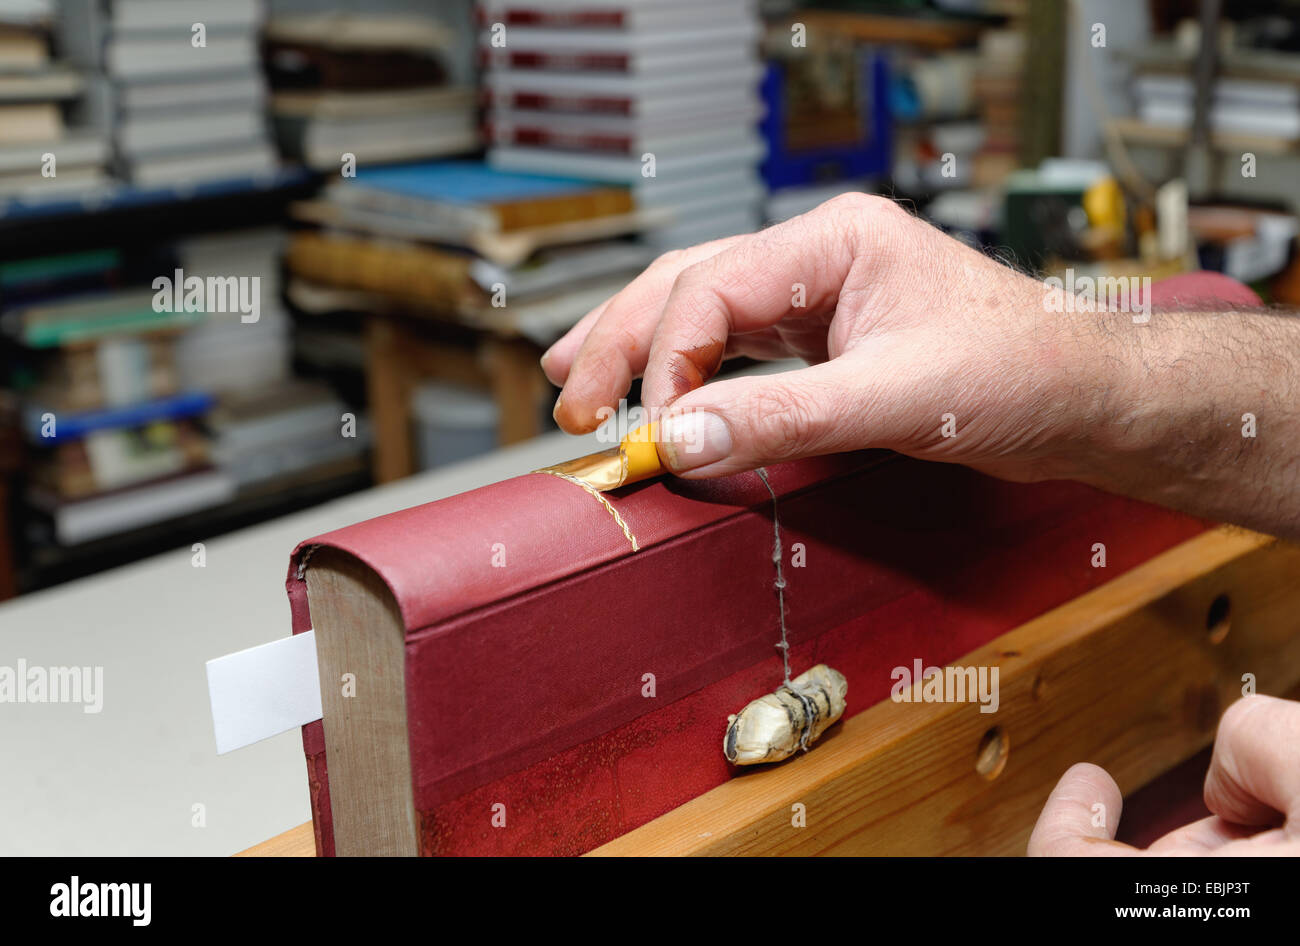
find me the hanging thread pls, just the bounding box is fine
[754,467,791,684]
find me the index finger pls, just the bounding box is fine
[1203,695,1300,830]
[542,235,745,392]
[640,193,883,410]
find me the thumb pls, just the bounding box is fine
[1202,694,1300,831]
[655,357,882,477]
[1027,763,1136,856]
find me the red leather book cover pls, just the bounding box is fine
[287,451,1206,856]
[287,269,1255,856]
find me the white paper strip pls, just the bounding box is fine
[206,631,323,755]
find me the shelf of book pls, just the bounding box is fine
[0,166,318,258]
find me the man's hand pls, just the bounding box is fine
[1028,695,1300,855]
[544,193,1077,483]
[543,194,1300,540]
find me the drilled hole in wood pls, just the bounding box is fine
[1206,593,1231,645]
[975,726,1009,780]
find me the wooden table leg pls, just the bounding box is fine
[364,318,415,485]
[482,336,549,446]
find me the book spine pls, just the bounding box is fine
[492,91,634,116]
[285,232,478,312]
[482,50,631,72]
[490,187,634,232]
[488,123,635,155]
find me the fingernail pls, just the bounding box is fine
[659,411,731,472]
[552,393,564,424]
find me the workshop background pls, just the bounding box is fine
[1,0,1297,598]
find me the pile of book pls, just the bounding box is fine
[0,0,110,206]
[174,226,371,496]
[171,227,291,395]
[969,27,1024,188]
[1,232,369,545]
[60,0,278,188]
[205,378,366,497]
[1132,68,1300,142]
[285,159,657,346]
[478,0,767,250]
[1,246,231,545]
[265,11,478,171]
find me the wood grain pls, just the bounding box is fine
[242,527,1300,856]
[591,528,1300,855]
[236,821,315,857]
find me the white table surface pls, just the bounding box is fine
[0,427,606,856]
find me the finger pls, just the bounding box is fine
[641,193,898,410]
[544,236,743,419]
[540,297,610,386]
[1144,814,1257,854]
[1027,763,1137,857]
[1203,694,1300,830]
[1211,828,1300,856]
[655,356,880,476]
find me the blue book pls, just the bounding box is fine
[24,390,216,445]
[328,160,629,236]
[350,160,602,204]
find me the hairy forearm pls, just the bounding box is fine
[1066,306,1300,541]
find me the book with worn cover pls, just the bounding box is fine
[324,160,635,236]
[288,450,1206,856]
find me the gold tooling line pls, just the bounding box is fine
[534,423,663,492]
[533,423,663,551]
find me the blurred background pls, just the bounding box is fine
[1,0,1298,598]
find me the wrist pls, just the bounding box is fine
[1059,307,1300,530]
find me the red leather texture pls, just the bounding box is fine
[288,272,1257,856]
[289,458,1208,855]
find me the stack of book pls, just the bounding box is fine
[60,0,278,188]
[1132,73,1300,142]
[969,27,1023,187]
[285,159,657,345]
[0,0,110,205]
[1,247,232,545]
[205,378,368,496]
[172,226,371,496]
[265,11,478,171]
[478,0,767,250]
[172,227,291,395]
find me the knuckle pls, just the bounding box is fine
[671,259,709,290]
[652,248,687,270]
[822,190,898,219]
[666,263,720,326]
[822,190,871,214]
[573,337,630,393]
[747,387,818,461]
[614,322,642,355]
